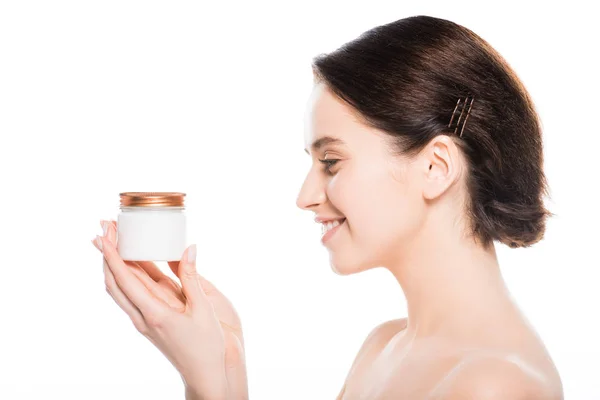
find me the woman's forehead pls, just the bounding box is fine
[304,84,378,153]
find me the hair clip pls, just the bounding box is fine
[448,95,474,138]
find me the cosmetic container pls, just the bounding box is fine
[117,192,187,261]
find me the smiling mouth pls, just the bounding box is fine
[321,218,346,236]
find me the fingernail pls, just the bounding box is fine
[102,221,109,237]
[187,244,196,263]
[95,235,103,251]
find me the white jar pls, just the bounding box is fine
[117,192,187,262]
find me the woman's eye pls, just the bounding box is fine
[318,159,339,174]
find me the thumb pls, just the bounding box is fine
[178,244,206,311]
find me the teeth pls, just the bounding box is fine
[321,219,343,235]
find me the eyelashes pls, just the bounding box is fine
[318,159,339,174]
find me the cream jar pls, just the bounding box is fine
[117,192,187,261]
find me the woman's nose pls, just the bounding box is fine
[296,174,326,210]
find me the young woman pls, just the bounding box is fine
[92,15,563,400]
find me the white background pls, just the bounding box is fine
[1,1,598,399]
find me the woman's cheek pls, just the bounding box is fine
[345,170,387,231]
[326,174,343,207]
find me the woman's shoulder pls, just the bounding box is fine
[363,318,408,348]
[427,351,564,400]
[368,318,408,338]
[335,318,409,399]
[353,318,409,360]
[424,328,564,400]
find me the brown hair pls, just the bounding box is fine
[311,15,553,249]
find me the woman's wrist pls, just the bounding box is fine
[184,385,219,400]
[182,374,229,400]
[184,384,203,400]
[184,383,228,400]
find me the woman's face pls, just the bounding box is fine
[297,83,427,275]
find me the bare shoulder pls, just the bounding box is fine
[428,354,564,400]
[350,317,409,362]
[349,317,408,371]
[335,318,408,400]
[363,318,408,347]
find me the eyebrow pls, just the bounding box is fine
[304,136,345,154]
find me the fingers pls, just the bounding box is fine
[106,220,117,243]
[131,259,186,303]
[95,220,185,310]
[103,256,147,333]
[167,250,216,299]
[91,237,101,252]
[93,235,185,313]
[129,265,186,312]
[104,219,180,290]
[136,260,173,283]
[99,224,171,318]
[178,244,208,313]
[167,261,180,278]
[101,220,117,244]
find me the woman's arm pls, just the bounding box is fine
[335,384,346,400]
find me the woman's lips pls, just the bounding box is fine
[321,218,346,244]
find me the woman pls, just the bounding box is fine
[92,15,563,400]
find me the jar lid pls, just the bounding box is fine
[119,192,186,207]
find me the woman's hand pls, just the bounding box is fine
[92,220,248,400]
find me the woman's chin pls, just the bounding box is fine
[329,254,363,276]
[330,261,347,276]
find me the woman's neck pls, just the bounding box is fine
[385,221,518,341]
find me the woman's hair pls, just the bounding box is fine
[311,15,553,249]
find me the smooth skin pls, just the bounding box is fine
[296,82,563,399]
[93,81,563,399]
[92,220,248,400]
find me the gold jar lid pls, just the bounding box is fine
[119,192,186,207]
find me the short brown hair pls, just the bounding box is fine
[311,15,553,249]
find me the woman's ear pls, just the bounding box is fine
[422,137,462,200]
